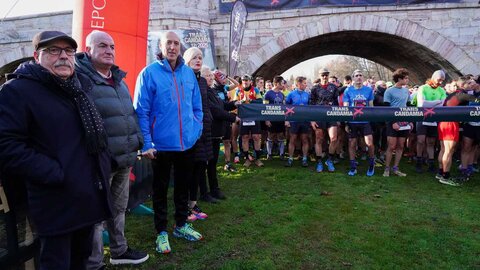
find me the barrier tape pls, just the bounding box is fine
[238,104,480,122]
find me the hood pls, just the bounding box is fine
[6,60,55,85]
[75,52,126,85]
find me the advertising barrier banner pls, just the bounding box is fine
[147,29,217,70]
[238,104,480,122]
[219,0,461,14]
[228,1,248,76]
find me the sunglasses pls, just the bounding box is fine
[354,74,363,77]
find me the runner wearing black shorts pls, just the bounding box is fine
[264,76,286,160]
[309,68,340,173]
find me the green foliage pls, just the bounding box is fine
[109,159,480,269]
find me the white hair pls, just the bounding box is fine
[183,47,202,66]
[200,65,212,77]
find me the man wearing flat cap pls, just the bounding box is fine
[0,31,112,269]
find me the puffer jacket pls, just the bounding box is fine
[134,55,203,152]
[193,72,213,162]
[75,53,144,169]
[0,61,111,236]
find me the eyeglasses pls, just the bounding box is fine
[40,46,76,56]
[321,74,329,77]
[354,74,363,77]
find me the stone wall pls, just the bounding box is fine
[1,0,479,81]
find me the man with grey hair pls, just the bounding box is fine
[135,31,204,254]
[75,30,148,268]
[414,70,446,173]
[0,31,112,269]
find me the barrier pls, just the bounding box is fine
[238,104,480,122]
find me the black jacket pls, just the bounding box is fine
[75,53,144,169]
[0,61,112,236]
[208,87,237,138]
[193,73,213,162]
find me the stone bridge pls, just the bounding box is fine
[1,0,479,84]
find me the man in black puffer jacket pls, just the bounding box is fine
[75,30,148,269]
[0,31,111,270]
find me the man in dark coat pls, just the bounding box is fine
[0,31,112,270]
[75,30,148,269]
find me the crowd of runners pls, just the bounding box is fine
[208,67,480,187]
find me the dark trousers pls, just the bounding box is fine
[207,139,222,193]
[152,149,194,233]
[192,161,206,200]
[39,226,94,270]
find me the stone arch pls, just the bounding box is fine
[246,14,479,83]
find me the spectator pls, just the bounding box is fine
[135,31,203,254]
[0,31,111,269]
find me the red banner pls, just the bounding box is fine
[72,0,150,97]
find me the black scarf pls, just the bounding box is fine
[52,74,108,154]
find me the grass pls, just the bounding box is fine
[107,157,480,270]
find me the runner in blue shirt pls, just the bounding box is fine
[343,69,375,176]
[285,76,310,168]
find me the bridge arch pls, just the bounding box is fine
[247,14,479,83]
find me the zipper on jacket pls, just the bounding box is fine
[172,73,184,150]
[151,116,157,139]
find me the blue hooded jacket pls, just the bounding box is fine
[134,55,203,151]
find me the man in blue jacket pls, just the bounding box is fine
[75,30,148,268]
[0,31,112,269]
[135,31,203,254]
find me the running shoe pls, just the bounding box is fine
[187,211,197,222]
[366,166,375,177]
[316,162,324,173]
[438,176,461,187]
[223,163,237,172]
[156,231,171,254]
[173,223,203,241]
[254,159,264,167]
[325,159,335,172]
[383,169,390,177]
[192,205,208,220]
[348,168,357,176]
[285,158,293,167]
[302,158,309,167]
[392,170,407,177]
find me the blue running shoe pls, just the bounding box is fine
[348,168,357,176]
[316,162,323,173]
[366,165,375,177]
[325,159,335,172]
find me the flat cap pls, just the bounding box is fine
[32,31,78,50]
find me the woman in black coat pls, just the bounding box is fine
[184,48,214,221]
[203,67,240,200]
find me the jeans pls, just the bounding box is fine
[87,167,130,270]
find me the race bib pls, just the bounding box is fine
[242,120,255,126]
